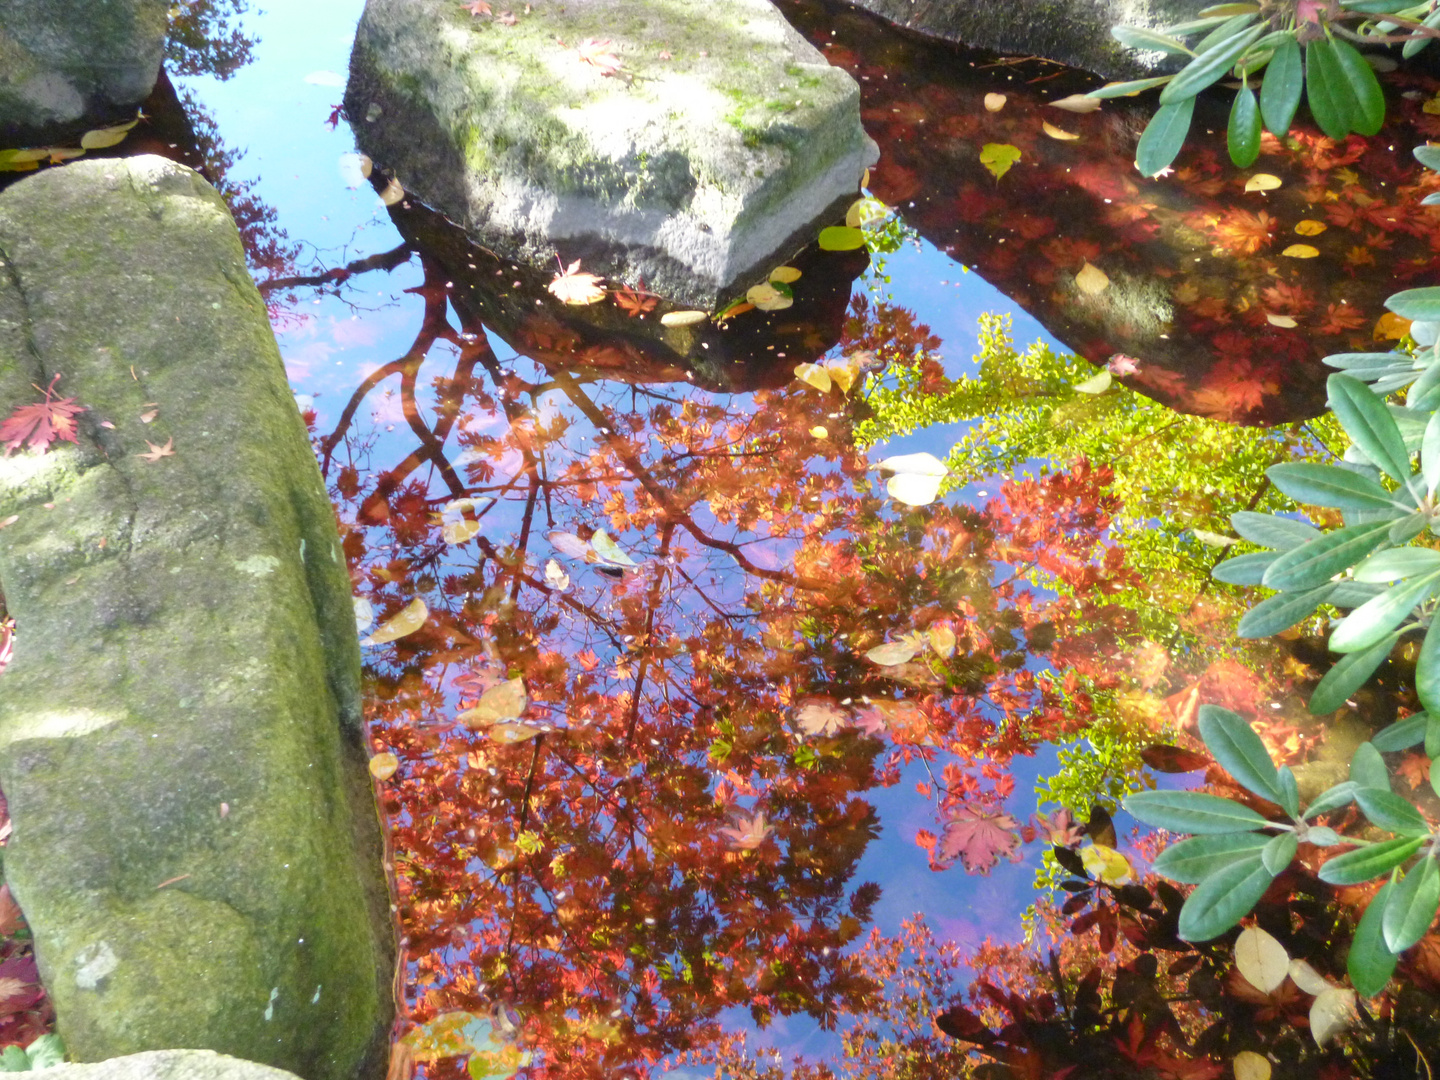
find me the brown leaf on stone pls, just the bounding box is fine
[0,886,22,938]
[137,437,174,462]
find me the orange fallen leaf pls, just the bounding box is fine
[1042,121,1080,141]
[464,0,492,13]
[576,38,622,76]
[137,437,174,462]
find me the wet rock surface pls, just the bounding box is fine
[345,0,878,308]
[0,157,392,1080]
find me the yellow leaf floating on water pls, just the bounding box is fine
[1075,261,1109,295]
[659,309,707,327]
[983,92,1007,112]
[1425,96,1440,115]
[1375,311,1412,340]
[1288,958,1333,996]
[1042,121,1080,141]
[1234,926,1290,993]
[1232,1051,1272,1080]
[1282,244,1319,258]
[794,362,833,393]
[1266,313,1298,327]
[809,426,828,439]
[980,143,1022,181]
[1244,173,1281,192]
[486,722,545,743]
[459,677,528,727]
[1295,219,1327,235]
[590,528,639,567]
[866,641,918,666]
[845,196,890,229]
[548,259,606,305]
[368,752,399,781]
[929,625,957,658]
[378,177,405,205]
[746,282,792,312]
[1049,93,1103,112]
[876,451,950,507]
[1073,370,1113,394]
[818,225,867,250]
[362,598,427,645]
[1079,843,1133,884]
[80,118,140,150]
[768,265,802,284]
[826,355,861,395]
[1310,987,1358,1047]
[440,496,489,544]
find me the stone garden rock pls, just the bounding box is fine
[0,0,168,140]
[33,1049,304,1080]
[0,157,393,1080]
[345,0,878,308]
[836,0,1205,79]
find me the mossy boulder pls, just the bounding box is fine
[834,0,1206,79]
[28,1049,304,1080]
[0,157,392,1080]
[345,0,878,307]
[0,0,167,141]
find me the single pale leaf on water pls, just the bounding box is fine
[80,119,140,149]
[548,259,606,305]
[984,92,1007,111]
[845,197,889,229]
[794,363,833,393]
[1283,244,1319,258]
[878,451,950,507]
[1296,219,1327,235]
[544,559,570,591]
[459,677,528,726]
[1310,987,1358,1047]
[818,225,866,250]
[659,310,706,327]
[1266,313,1298,328]
[486,723,545,743]
[1074,370,1113,394]
[746,282,792,312]
[866,641,918,666]
[1043,121,1080,140]
[1234,925,1289,992]
[368,752,399,780]
[809,426,828,438]
[1244,173,1281,192]
[929,625,957,658]
[440,497,488,544]
[590,528,638,566]
[826,357,860,395]
[768,265,802,283]
[1288,959,1334,995]
[1075,262,1109,295]
[363,598,427,645]
[1049,93,1103,112]
[719,810,775,851]
[980,143,1022,180]
[353,597,374,634]
[548,530,591,560]
[379,178,405,205]
[1233,1051,1272,1080]
[796,698,849,736]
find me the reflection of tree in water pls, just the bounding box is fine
[166,0,256,81]
[318,254,1153,1077]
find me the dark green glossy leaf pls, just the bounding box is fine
[1160,22,1265,104]
[1198,704,1282,804]
[1329,573,1438,652]
[1428,713,1440,759]
[1328,374,1414,484]
[1239,583,1336,639]
[1417,617,1440,718]
[1383,857,1440,953]
[1195,11,1258,53]
[1389,513,1428,545]
[1405,5,1440,56]
[1227,81,1262,167]
[1276,765,1300,818]
[1309,632,1400,714]
[1349,879,1398,997]
[1305,780,1358,819]
[1325,351,1414,373]
[1387,286,1440,323]
[1266,462,1396,511]
[1177,855,1275,941]
[1261,831,1298,874]
[1213,551,1276,586]
[1371,713,1429,751]
[1230,510,1320,550]
[1123,790,1271,833]
[1262,521,1392,592]
[1355,786,1432,835]
[1415,145,1440,172]
[1136,98,1195,177]
[1260,36,1303,133]
[1329,37,1384,135]
[1153,833,1272,883]
[1305,38,1354,140]
[1319,836,1425,884]
[1307,825,1342,846]
[1351,741,1390,792]
[1331,581,1384,608]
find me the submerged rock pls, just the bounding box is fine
[345,0,877,308]
[0,157,392,1080]
[834,0,1205,78]
[0,0,167,140]
[28,1049,303,1080]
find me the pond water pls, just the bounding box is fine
[27,0,1440,1076]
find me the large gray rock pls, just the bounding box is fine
[0,157,392,1080]
[345,0,878,307]
[836,0,1205,79]
[34,1049,304,1080]
[0,0,168,138]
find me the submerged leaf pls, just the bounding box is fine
[459,677,528,726]
[363,598,428,645]
[1075,261,1110,295]
[979,143,1022,181]
[938,804,1022,874]
[1235,925,1289,992]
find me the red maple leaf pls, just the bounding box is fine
[935,803,1022,874]
[0,374,87,456]
[612,281,658,318]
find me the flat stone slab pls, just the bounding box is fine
[345,0,878,307]
[34,1049,303,1080]
[0,157,391,1080]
